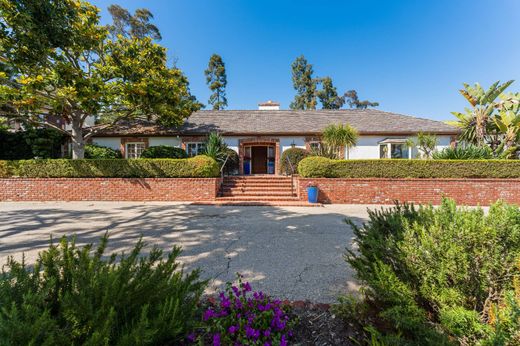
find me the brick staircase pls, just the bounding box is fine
[205,176,320,206]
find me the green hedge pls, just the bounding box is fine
[1,155,219,178]
[298,156,520,178]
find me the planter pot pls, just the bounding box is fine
[307,186,319,203]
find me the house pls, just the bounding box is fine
[91,102,458,175]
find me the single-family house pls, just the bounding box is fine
[91,101,458,175]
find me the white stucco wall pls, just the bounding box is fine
[347,135,452,159]
[279,137,306,153]
[223,137,241,153]
[149,137,181,147]
[92,137,121,150]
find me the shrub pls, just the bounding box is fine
[204,132,228,164]
[84,144,122,159]
[432,145,493,160]
[5,155,219,178]
[0,235,206,345]
[196,275,296,345]
[341,199,520,345]
[298,157,520,178]
[0,128,66,159]
[141,145,187,159]
[280,147,309,175]
[222,148,239,175]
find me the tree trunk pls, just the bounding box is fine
[71,118,85,159]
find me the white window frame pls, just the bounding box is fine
[125,142,146,159]
[186,142,206,157]
[378,139,412,159]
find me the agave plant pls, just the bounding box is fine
[203,132,229,164]
[432,145,493,160]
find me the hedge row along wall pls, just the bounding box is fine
[0,155,219,178]
[298,157,520,178]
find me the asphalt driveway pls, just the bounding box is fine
[0,202,373,303]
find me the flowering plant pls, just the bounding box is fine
[306,181,317,188]
[196,274,295,346]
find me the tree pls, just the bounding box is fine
[344,90,379,109]
[317,77,344,110]
[0,0,201,159]
[406,132,437,159]
[108,4,161,40]
[290,55,318,110]
[203,132,228,164]
[322,123,358,159]
[204,54,227,110]
[448,81,519,157]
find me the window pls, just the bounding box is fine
[126,142,146,159]
[186,142,206,157]
[309,142,321,151]
[378,139,411,159]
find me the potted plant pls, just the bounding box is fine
[306,182,319,203]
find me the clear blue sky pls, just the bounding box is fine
[90,0,520,121]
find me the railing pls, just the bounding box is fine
[218,153,231,197]
[285,156,295,197]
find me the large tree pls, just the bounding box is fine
[0,0,200,159]
[204,54,227,110]
[317,77,344,109]
[108,4,161,40]
[343,90,379,109]
[290,55,318,110]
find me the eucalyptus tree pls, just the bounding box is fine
[317,77,344,110]
[344,90,379,109]
[205,54,227,110]
[0,0,200,159]
[108,5,162,40]
[290,55,318,110]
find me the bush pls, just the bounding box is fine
[280,147,309,175]
[0,128,66,159]
[141,145,187,159]
[341,199,520,345]
[432,145,493,160]
[197,275,296,345]
[4,155,219,178]
[84,144,122,159]
[298,157,520,178]
[222,148,239,175]
[0,235,206,345]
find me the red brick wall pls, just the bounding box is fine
[0,178,221,202]
[298,178,520,205]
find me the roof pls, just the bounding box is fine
[93,109,459,137]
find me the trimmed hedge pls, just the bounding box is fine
[141,145,188,159]
[1,155,219,178]
[298,156,520,178]
[280,147,309,175]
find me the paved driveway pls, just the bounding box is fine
[0,202,374,303]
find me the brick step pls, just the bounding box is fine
[222,186,293,192]
[192,200,322,207]
[216,196,301,201]
[222,192,295,197]
[224,176,291,181]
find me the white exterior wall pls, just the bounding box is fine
[223,137,241,153]
[92,137,121,150]
[279,137,306,153]
[347,135,452,159]
[149,137,181,147]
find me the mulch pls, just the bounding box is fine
[288,300,363,346]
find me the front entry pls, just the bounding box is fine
[251,146,267,174]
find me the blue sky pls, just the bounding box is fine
[90,0,520,120]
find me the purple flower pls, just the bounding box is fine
[187,333,196,342]
[213,333,221,346]
[220,296,231,308]
[243,282,252,292]
[203,309,216,321]
[280,334,287,346]
[263,329,271,337]
[234,298,243,309]
[245,326,256,339]
[264,343,271,346]
[232,285,240,297]
[228,325,239,334]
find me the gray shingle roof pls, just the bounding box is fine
[94,109,458,136]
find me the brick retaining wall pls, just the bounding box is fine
[0,178,221,202]
[297,178,520,205]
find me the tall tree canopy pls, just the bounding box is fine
[0,0,200,159]
[290,55,318,110]
[108,4,161,40]
[344,90,379,109]
[317,77,344,110]
[204,54,227,110]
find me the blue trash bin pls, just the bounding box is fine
[307,186,318,203]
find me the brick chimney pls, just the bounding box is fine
[258,100,280,110]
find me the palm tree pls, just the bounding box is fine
[321,123,358,159]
